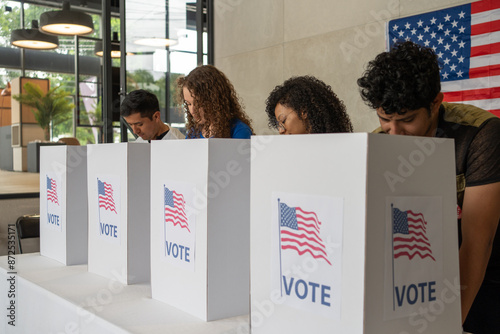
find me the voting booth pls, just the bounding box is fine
[87,143,150,284]
[150,139,250,321]
[39,146,88,265]
[250,133,461,333]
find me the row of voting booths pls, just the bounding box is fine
[39,134,462,333]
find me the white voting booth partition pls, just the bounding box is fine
[87,143,150,284]
[39,145,88,265]
[150,139,250,321]
[250,133,461,334]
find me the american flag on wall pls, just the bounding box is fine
[164,186,190,232]
[98,179,117,213]
[393,207,435,261]
[46,176,59,205]
[388,0,500,117]
[279,201,331,265]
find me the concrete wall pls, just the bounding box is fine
[0,126,13,171]
[214,0,471,134]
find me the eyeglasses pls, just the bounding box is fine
[276,113,289,132]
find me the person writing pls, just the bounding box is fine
[177,65,254,139]
[358,41,500,333]
[265,76,353,134]
[121,89,184,142]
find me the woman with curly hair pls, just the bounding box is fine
[178,65,254,139]
[265,76,353,134]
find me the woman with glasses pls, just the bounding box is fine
[265,76,353,134]
[178,65,254,139]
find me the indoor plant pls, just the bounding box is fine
[12,82,74,141]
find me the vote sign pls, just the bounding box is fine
[45,173,62,232]
[96,175,121,244]
[161,180,196,272]
[384,196,444,320]
[272,192,344,319]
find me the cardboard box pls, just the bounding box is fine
[250,133,461,333]
[87,143,151,284]
[150,139,251,321]
[39,146,88,265]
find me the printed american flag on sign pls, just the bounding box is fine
[98,179,117,213]
[164,186,190,232]
[280,202,331,265]
[393,207,435,261]
[47,176,59,205]
[388,0,500,117]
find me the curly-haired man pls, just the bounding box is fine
[358,41,500,333]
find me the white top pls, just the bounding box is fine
[0,253,249,333]
[134,125,184,142]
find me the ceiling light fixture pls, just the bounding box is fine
[39,1,94,36]
[95,32,124,58]
[11,20,59,50]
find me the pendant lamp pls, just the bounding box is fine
[39,1,94,36]
[95,32,121,58]
[11,20,59,50]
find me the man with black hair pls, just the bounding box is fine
[121,89,183,142]
[358,41,500,333]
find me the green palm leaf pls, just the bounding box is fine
[12,82,74,140]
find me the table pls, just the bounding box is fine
[0,253,249,334]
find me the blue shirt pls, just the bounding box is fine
[186,119,252,139]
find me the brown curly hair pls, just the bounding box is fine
[177,65,254,138]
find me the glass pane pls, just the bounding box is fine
[0,1,21,48]
[78,37,101,124]
[125,0,206,136]
[76,36,107,145]
[170,51,197,75]
[203,31,208,56]
[88,14,101,39]
[76,126,98,145]
[0,68,21,87]
[23,70,75,142]
[169,0,197,54]
[78,96,100,126]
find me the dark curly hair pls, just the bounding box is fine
[177,65,254,138]
[265,76,353,133]
[357,41,441,115]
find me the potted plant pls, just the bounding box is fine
[12,82,74,141]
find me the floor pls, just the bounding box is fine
[0,169,39,195]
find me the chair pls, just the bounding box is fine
[15,214,40,254]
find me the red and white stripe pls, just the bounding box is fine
[47,179,59,205]
[165,190,189,232]
[393,210,435,261]
[99,183,117,213]
[281,207,331,265]
[442,0,500,117]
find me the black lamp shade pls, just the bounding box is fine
[11,20,59,50]
[95,32,122,58]
[95,41,121,58]
[39,1,94,36]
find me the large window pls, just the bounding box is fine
[0,0,212,145]
[125,0,211,136]
[0,0,107,145]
